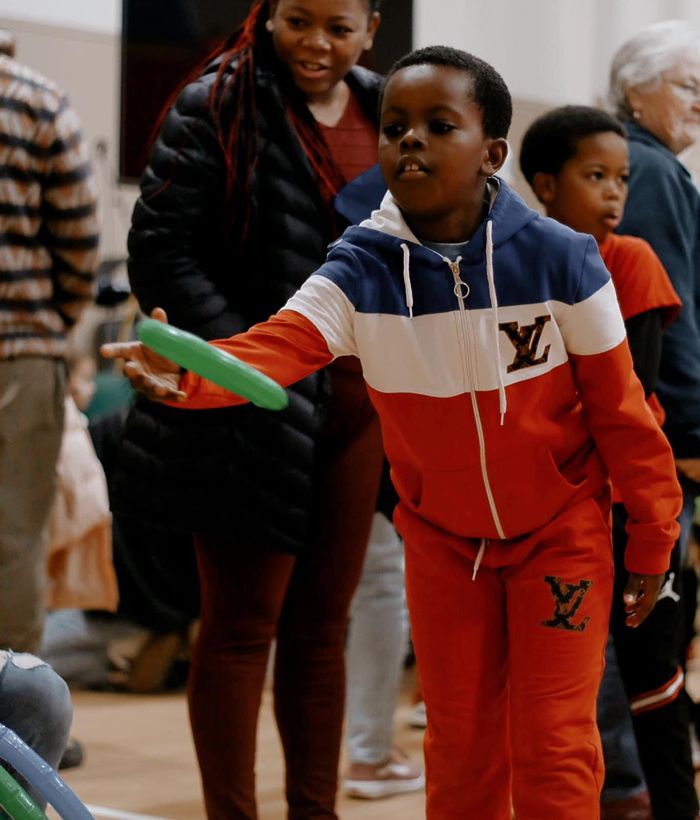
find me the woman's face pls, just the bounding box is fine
[267,0,379,103]
[626,48,700,154]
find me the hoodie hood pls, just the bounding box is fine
[355,176,539,258]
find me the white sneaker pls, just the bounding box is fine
[691,724,700,771]
[408,700,427,729]
[344,749,425,800]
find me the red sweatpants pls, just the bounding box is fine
[404,495,613,820]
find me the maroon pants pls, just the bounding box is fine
[189,362,383,819]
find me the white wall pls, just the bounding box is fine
[414,0,700,106]
[0,0,119,33]
[1,0,698,254]
[4,0,699,105]
[0,12,133,258]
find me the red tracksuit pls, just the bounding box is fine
[175,181,681,819]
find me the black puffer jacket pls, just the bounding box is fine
[111,55,382,554]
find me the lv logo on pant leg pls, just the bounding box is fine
[541,576,593,632]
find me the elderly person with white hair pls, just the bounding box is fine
[600,19,700,820]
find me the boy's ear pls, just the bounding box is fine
[531,172,557,205]
[481,138,509,176]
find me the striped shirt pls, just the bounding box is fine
[0,55,99,360]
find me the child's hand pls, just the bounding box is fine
[623,573,665,628]
[676,458,700,483]
[100,307,187,403]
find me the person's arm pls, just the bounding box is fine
[572,341,678,624]
[102,265,359,406]
[127,78,248,340]
[620,155,700,457]
[42,96,100,327]
[561,239,681,621]
[624,310,663,397]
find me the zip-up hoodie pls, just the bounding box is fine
[180,179,681,575]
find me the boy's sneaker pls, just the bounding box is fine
[343,748,425,800]
[407,700,427,729]
[691,724,700,770]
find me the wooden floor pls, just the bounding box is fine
[49,672,426,820]
[47,658,700,820]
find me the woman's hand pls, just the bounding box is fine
[623,572,665,628]
[100,308,187,403]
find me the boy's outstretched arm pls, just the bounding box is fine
[101,298,342,409]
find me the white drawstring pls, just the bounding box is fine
[485,220,507,425]
[472,538,487,580]
[401,242,414,318]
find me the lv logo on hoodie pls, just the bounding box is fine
[499,315,552,373]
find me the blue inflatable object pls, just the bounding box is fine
[0,725,93,820]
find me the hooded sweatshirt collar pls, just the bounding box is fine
[357,176,538,262]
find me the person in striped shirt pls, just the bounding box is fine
[0,37,99,653]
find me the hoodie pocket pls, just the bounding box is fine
[414,447,588,540]
[490,447,591,537]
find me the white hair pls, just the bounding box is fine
[608,20,700,120]
[0,29,15,58]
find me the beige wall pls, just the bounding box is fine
[0,15,137,259]
[2,2,698,255]
[415,0,700,107]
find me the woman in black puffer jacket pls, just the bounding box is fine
[113,1,385,817]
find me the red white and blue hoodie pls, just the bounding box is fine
[180,179,681,576]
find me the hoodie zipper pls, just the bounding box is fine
[447,258,506,540]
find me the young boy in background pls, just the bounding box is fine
[103,50,681,820]
[520,105,695,820]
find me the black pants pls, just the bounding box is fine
[611,503,698,820]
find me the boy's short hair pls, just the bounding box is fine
[380,45,512,139]
[519,105,627,186]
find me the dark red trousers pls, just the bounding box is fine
[189,362,383,819]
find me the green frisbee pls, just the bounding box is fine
[137,318,288,411]
[0,765,47,819]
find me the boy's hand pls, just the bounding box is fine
[676,458,700,483]
[100,307,187,403]
[623,573,665,628]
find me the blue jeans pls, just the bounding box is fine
[598,636,647,801]
[678,474,698,565]
[0,651,72,809]
[345,512,409,764]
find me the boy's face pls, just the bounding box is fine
[535,131,629,245]
[379,64,507,242]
